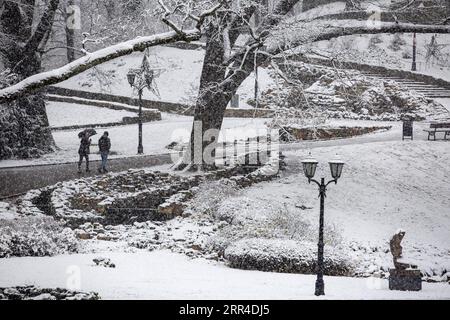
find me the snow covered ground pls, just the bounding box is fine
[0,250,449,300]
[310,33,450,82]
[55,45,278,110]
[229,140,450,279]
[0,113,443,169]
[1,124,449,299]
[0,113,268,168]
[435,99,450,113]
[46,101,136,128]
[56,47,204,105]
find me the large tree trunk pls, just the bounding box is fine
[446,0,450,23]
[178,0,292,170]
[65,0,76,63]
[0,0,57,160]
[178,4,258,170]
[182,25,229,170]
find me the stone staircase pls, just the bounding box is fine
[361,72,450,99]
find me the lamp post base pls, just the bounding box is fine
[315,279,325,296]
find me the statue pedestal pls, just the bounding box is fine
[389,269,422,291]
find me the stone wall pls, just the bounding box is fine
[47,86,276,118]
[316,7,447,24]
[47,86,189,114]
[19,156,283,228]
[281,126,392,142]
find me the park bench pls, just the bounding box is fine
[424,122,450,141]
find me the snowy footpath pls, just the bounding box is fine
[0,250,449,300]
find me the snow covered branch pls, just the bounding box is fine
[268,20,450,55]
[0,30,201,104]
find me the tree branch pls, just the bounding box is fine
[23,0,60,55]
[0,30,201,104]
[268,20,450,53]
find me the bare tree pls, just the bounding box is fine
[0,0,449,161]
[175,0,450,170]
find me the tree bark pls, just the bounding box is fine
[0,0,58,160]
[446,0,450,23]
[65,0,76,63]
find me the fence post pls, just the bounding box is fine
[222,141,228,166]
[256,136,261,166]
[246,138,250,165]
[234,139,238,164]
[267,132,272,158]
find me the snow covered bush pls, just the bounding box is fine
[388,34,406,52]
[0,286,99,300]
[368,35,383,49]
[267,91,328,134]
[0,216,79,258]
[186,179,239,217]
[301,75,444,120]
[207,196,343,255]
[224,238,354,276]
[257,62,444,121]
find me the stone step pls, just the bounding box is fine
[399,83,439,86]
[361,73,450,98]
[402,86,445,89]
[406,87,450,90]
[402,86,446,89]
[414,91,450,94]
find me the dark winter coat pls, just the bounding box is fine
[98,136,111,153]
[78,137,91,155]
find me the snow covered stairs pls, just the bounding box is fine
[361,72,450,99]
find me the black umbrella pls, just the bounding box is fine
[78,129,97,139]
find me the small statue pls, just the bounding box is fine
[390,229,417,270]
[388,229,422,291]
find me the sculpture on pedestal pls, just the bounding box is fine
[388,230,422,291]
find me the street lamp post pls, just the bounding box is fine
[412,32,417,72]
[301,155,345,296]
[137,88,144,154]
[127,56,154,155]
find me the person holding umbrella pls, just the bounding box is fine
[78,129,96,173]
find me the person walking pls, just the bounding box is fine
[78,132,91,173]
[98,131,111,173]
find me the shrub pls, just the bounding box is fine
[0,216,79,258]
[209,198,343,254]
[368,35,383,49]
[388,34,406,52]
[224,238,354,276]
[186,179,239,217]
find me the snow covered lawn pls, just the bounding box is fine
[434,99,450,113]
[311,33,450,82]
[56,47,204,105]
[55,45,279,110]
[0,250,448,300]
[46,101,136,128]
[227,140,450,279]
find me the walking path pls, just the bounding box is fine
[0,121,410,199]
[0,154,173,199]
[1,118,442,199]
